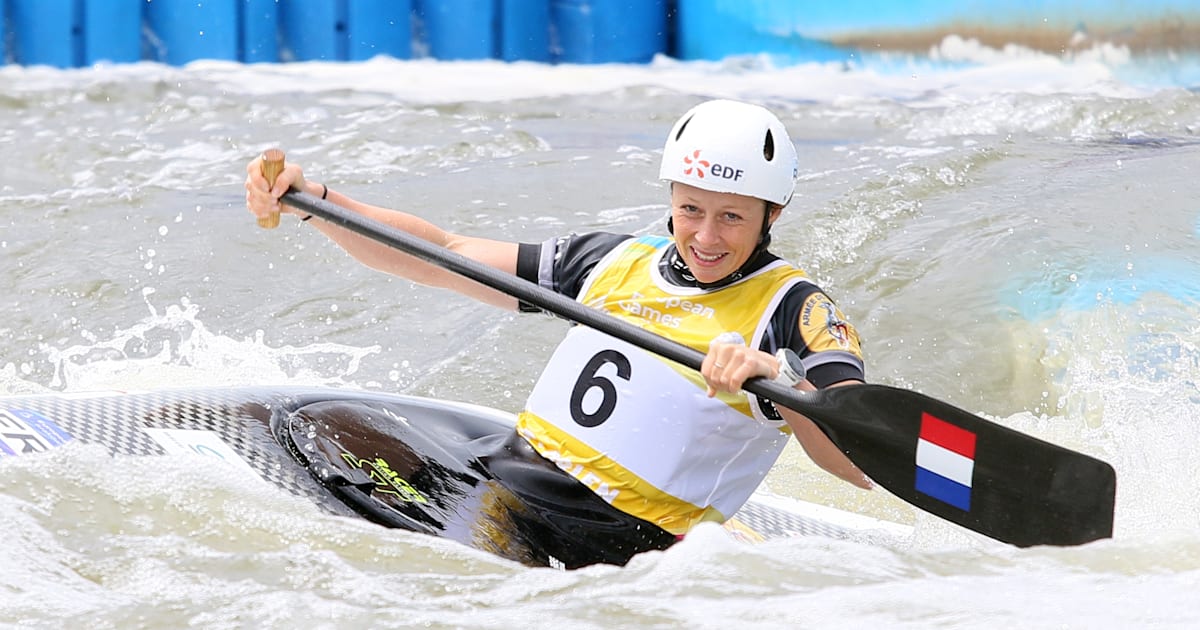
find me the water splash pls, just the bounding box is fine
[27,297,379,393]
[1001,295,1200,541]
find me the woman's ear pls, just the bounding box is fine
[766,203,783,227]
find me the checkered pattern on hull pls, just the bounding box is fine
[1,386,870,542]
[0,387,356,518]
[733,497,853,540]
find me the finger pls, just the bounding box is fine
[243,157,274,196]
[244,183,279,217]
[268,165,292,198]
[702,353,732,394]
[711,345,735,369]
[707,369,736,395]
[701,356,720,397]
[700,356,714,382]
[727,362,759,393]
[246,158,269,188]
[271,164,307,199]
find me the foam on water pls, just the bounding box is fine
[0,34,1170,109]
[1,297,381,394]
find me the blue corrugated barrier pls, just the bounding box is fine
[146,1,241,64]
[280,0,411,62]
[501,0,551,62]
[346,0,412,61]
[85,0,142,65]
[9,0,140,67]
[10,0,75,67]
[242,0,281,63]
[418,0,495,61]
[553,0,667,63]
[1,1,1197,68]
[412,0,552,62]
[0,0,667,67]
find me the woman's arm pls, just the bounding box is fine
[245,156,521,310]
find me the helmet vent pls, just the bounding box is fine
[763,130,776,161]
[675,115,693,141]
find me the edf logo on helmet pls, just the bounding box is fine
[682,149,744,181]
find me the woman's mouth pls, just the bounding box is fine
[690,247,727,265]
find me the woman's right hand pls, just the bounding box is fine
[244,154,309,223]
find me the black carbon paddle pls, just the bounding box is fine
[256,151,1116,547]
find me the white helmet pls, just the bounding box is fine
[659,99,798,206]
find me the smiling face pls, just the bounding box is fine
[670,182,781,284]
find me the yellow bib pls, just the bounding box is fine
[518,236,812,534]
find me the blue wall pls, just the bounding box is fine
[0,0,670,68]
[1,1,1196,68]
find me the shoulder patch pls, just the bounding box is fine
[799,292,861,356]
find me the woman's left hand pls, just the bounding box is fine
[701,334,779,397]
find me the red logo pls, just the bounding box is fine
[682,150,710,178]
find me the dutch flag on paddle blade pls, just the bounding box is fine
[915,412,976,511]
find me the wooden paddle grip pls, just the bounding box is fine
[257,148,286,229]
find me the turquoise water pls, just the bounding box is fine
[1,47,1199,628]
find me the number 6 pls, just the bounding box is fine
[569,350,632,427]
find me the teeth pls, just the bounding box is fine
[693,248,723,262]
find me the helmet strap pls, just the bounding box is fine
[751,199,774,257]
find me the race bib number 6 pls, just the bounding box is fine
[523,325,784,501]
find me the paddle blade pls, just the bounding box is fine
[801,384,1116,547]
